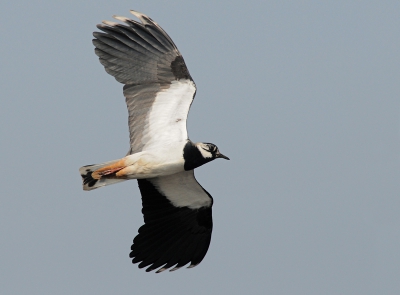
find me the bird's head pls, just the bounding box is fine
[195,143,230,161]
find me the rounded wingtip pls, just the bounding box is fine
[112,15,129,22]
[129,10,142,17]
[155,267,167,273]
[169,265,183,272]
[102,20,119,26]
[187,263,198,269]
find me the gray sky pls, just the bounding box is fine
[1,1,399,294]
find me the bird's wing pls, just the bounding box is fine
[93,10,196,154]
[131,170,213,273]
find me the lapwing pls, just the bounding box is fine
[79,10,229,273]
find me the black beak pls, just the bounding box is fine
[216,153,230,160]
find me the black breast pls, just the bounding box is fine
[183,141,212,171]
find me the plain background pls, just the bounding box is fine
[1,1,399,294]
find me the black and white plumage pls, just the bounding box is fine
[79,10,229,273]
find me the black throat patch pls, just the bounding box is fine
[183,141,213,171]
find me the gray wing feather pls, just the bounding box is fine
[93,11,195,154]
[123,83,170,153]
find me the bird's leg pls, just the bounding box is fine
[91,159,127,179]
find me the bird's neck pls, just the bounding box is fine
[183,141,213,171]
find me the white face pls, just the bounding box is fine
[196,143,217,159]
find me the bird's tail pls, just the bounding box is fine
[79,159,127,191]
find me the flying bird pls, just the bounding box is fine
[79,10,229,273]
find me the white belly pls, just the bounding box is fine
[118,143,186,179]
